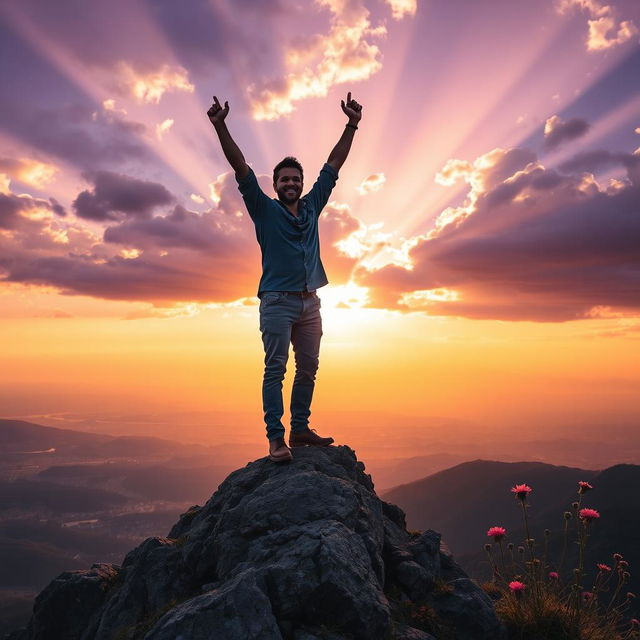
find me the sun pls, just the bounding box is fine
[318,282,373,334]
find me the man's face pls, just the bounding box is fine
[274,168,303,205]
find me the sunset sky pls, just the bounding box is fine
[1,0,639,460]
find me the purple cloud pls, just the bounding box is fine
[544,115,590,150]
[73,171,174,221]
[2,170,361,305]
[359,148,640,321]
[0,101,150,170]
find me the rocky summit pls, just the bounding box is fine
[8,446,505,640]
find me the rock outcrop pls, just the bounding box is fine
[8,446,505,640]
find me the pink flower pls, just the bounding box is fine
[511,484,532,500]
[578,481,593,494]
[487,526,507,542]
[631,618,639,628]
[579,508,600,523]
[613,553,623,562]
[582,591,594,602]
[509,580,526,593]
[597,563,611,572]
[548,571,559,580]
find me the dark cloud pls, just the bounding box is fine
[544,115,590,150]
[558,149,639,175]
[0,192,59,230]
[104,204,238,250]
[73,171,174,221]
[2,170,360,304]
[358,148,640,321]
[49,198,66,217]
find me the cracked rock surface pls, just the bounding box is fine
[9,446,505,640]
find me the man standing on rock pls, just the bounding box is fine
[207,92,362,463]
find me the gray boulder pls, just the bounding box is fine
[14,445,505,640]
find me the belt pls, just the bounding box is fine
[285,290,316,298]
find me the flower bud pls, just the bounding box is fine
[484,544,492,552]
[544,529,550,537]
[508,543,514,551]
[564,511,572,520]
[572,501,579,510]
[518,546,525,555]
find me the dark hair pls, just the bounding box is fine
[273,156,303,183]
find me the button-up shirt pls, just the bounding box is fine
[237,163,338,296]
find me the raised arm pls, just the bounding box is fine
[207,96,249,179]
[326,92,363,173]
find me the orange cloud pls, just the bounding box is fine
[357,172,386,194]
[1,170,362,306]
[155,118,174,141]
[0,157,59,189]
[357,145,640,321]
[249,0,419,120]
[384,0,417,20]
[117,62,194,104]
[557,0,638,51]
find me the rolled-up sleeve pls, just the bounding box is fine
[304,163,338,217]
[236,168,270,223]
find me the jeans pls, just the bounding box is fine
[259,291,322,441]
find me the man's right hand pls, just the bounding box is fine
[207,96,229,125]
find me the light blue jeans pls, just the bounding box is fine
[259,291,322,441]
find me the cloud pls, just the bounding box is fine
[544,115,590,149]
[358,146,640,321]
[318,201,362,281]
[557,0,638,51]
[155,118,174,141]
[72,171,174,221]
[0,100,150,170]
[248,0,405,120]
[116,62,194,104]
[357,172,386,194]
[2,170,362,306]
[0,157,59,189]
[557,149,638,175]
[587,15,638,50]
[384,0,417,20]
[430,148,538,235]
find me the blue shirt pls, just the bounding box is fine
[237,163,338,296]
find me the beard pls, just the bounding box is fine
[276,186,301,204]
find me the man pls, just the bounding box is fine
[207,92,362,462]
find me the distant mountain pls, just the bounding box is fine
[0,420,112,452]
[382,459,598,556]
[0,418,239,634]
[0,479,128,513]
[383,460,640,620]
[0,419,210,461]
[368,453,477,491]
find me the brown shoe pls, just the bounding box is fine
[289,428,334,448]
[269,437,293,462]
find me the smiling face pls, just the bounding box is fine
[274,167,303,205]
